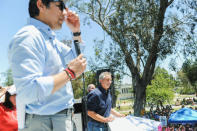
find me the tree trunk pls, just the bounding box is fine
[133,79,146,116]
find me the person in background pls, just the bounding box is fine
[140,108,145,117]
[8,0,86,130]
[87,72,125,131]
[0,85,18,131]
[168,124,174,131]
[87,84,96,93]
[0,86,6,102]
[193,123,197,131]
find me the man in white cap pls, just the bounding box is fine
[0,85,18,131]
[0,85,16,103]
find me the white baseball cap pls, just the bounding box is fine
[0,85,16,103]
[7,85,16,95]
[0,95,5,103]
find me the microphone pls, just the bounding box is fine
[74,40,81,56]
[73,36,88,130]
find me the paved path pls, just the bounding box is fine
[73,113,83,131]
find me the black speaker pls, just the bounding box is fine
[73,102,82,113]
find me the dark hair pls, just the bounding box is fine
[29,0,51,18]
[3,92,14,109]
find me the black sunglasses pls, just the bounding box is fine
[50,0,66,11]
[56,1,66,11]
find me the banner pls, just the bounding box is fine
[108,115,161,131]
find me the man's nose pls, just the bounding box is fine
[63,9,67,17]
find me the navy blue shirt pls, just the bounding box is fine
[87,86,112,122]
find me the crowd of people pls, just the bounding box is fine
[144,103,197,131]
[0,85,18,131]
[147,104,173,121]
[175,98,197,106]
[167,123,197,131]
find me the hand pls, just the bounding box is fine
[0,87,7,98]
[64,8,80,32]
[104,116,115,123]
[67,54,86,78]
[120,114,125,117]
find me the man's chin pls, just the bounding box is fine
[53,25,62,30]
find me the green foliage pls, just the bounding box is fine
[176,70,195,94]
[72,71,96,99]
[177,71,190,87]
[146,67,175,105]
[178,59,197,94]
[176,1,197,58]
[3,69,13,86]
[113,89,120,105]
[180,87,195,95]
[183,60,197,85]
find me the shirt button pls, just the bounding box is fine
[48,29,50,31]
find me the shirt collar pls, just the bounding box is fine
[98,86,109,94]
[27,17,56,40]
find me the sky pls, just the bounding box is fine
[0,0,28,74]
[0,1,104,78]
[0,0,185,85]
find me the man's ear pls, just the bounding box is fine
[37,0,45,12]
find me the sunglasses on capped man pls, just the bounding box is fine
[50,0,66,11]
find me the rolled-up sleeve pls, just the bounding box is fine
[87,92,99,112]
[8,31,54,105]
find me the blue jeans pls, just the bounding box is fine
[20,108,73,131]
[87,121,109,131]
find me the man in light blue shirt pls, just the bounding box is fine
[8,0,86,130]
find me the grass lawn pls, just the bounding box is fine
[114,93,197,114]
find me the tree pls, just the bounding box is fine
[3,69,13,86]
[70,0,194,116]
[177,70,192,90]
[179,59,197,94]
[146,67,175,105]
[72,71,96,99]
[176,1,197,58]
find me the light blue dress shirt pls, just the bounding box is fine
[8,18,83,128]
